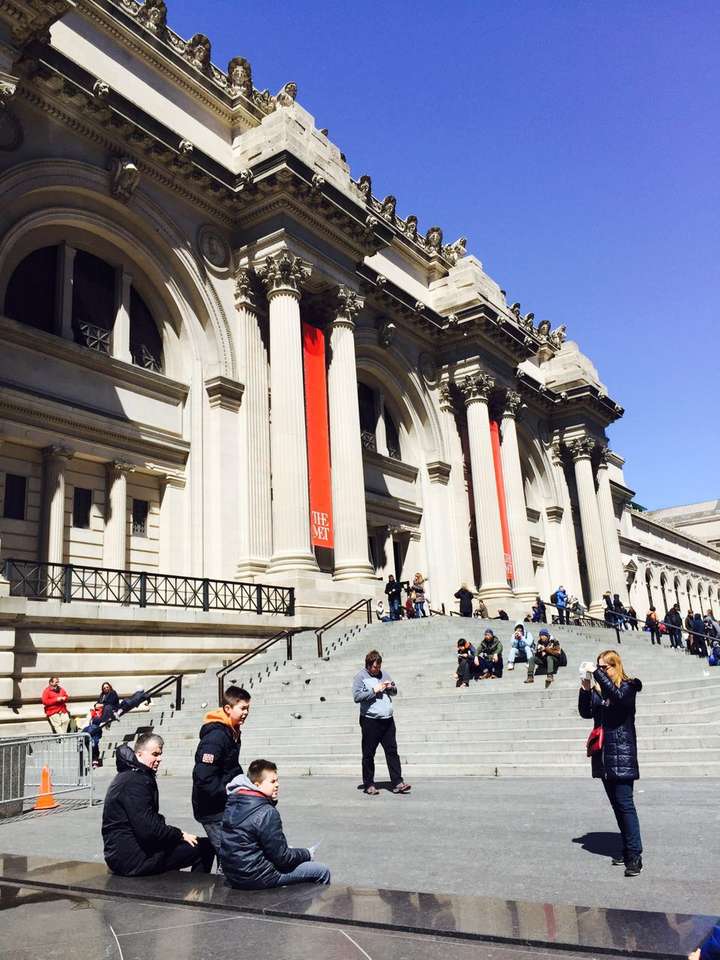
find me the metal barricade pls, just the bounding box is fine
[0,733,93,816]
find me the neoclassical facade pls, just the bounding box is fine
[0,0,718,648]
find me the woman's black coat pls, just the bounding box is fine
[578,669,642,780]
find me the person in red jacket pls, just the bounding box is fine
[41,676,70,734]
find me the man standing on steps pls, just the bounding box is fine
[192,686,251,863]
[352,650,411,796]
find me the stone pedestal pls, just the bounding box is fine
[327,287,374,580]
[570,438,607,617]
[259,252,318,574]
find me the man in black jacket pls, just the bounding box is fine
[192,686,250,858]
[220,759,331,889]
[103,735,214,876]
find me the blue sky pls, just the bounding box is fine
[169,1,719,510]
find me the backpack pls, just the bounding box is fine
[550,591,558,604]
[558,649,568,668]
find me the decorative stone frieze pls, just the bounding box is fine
[136,0,167,36]
[458,373,495,405]
[257,252,311,300]
[8,0,74,45]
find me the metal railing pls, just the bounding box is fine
[3,559,294,617]
[0,733,93,816]
[74,320,111,355]
[216,629,300,705]
[315,598,372,658]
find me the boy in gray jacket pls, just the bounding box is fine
[351,650,411,796]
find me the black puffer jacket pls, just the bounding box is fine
[578,669,642,781]
[191,711,242,822]
[219,773,309,889]
[102,744,183,875]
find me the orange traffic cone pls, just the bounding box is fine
[34,765,58,810]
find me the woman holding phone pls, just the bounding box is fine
[578,650,643,877]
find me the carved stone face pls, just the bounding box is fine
[285,82,297,99]
[426,226,443,251]
[228,57,252,93]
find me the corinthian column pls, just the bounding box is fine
[42,445,73,565]
[328,286,374,580]
[258,251,318,574]
[104,461,134,570]
[459,374,511,611]
[569,438,607,616]
[235,269,272,577]
[499,391,536,604]
[596,448,625,597]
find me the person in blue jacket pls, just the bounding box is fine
[554,586,568,624]
[579,649,643,878]
[220,759,330,889]
[689,922,720,960]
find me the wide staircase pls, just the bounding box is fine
[101,615,720,778]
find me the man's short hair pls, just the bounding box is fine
[365,649,382,669]
[223,685,251,708]
[135,733,163,753]
[248,758,277,783]
[48,677,59,685]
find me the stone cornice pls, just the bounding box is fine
[624,513,720,565]
[0,314,189,403]
[0,0,75,44]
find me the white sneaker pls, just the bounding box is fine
[508,664,514,671]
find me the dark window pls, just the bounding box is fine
[384,405,401,460]
[4,246,58,333]
[358,383,377,452]
[130,287,163,372]
[3,474,27,520]
[132,498,149,537]
[73,250,116,334]
[72,487,92,529]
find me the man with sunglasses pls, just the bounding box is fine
[351,650,411,796]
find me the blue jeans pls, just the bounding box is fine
[388,598,401,620]
[602,779,642,860]
[275,860,331,886]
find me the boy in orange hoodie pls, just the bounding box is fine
[191,685,251,861]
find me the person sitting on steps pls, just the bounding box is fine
[507,622,534,671]
[455,638,476,687]
[475,629,503,679]
[525,627,561,687]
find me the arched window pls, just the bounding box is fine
[130,287,163,372]
[645,568,654,607]
[358,383,377,451]
[73,249,116,351]
[4,246,58,333]
[660,573,668,612]
[356,381,404,461]
[384,405,400,460]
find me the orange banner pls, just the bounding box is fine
[302,322,334,548]
[490,419,514,582]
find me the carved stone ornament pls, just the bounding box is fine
[404,214,418,241]
[438,383,454,412]
[377,318,396,348]
[234,267,257,309]
[443,236,467,264]
[597,445,610,468]
[503,390,522,418]
[275,81,297,106]
[459,373,495,404]
[197,225,231,271]
[185,34,212,73]
[137,0,167,35]
[510,302,521,319]
[425,225,443,252]
[178,139,194,156]
[0,77,18,110]
[414,300,427,314]
[536,319,551,338]
[364,214,379,236]
[109,156,141,202]
[380,195,397,221]
[357,174,372,201]
[549,323,567,348]
[375,274,387,289]
[237,168,254,190]
[92,79,110,100]
[43,443,74,463]
[418,352,438,385]
[107,459,136,479]
[11,0,72,45]
[336,285,364,323]
[227,56,253,97]
[310,173,326,193]
[257,251,310,298]
[446,314,459,329]
[568,437,596,461]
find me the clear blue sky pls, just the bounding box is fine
[169,1,719,510]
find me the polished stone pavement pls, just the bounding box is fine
[0,775,717,916]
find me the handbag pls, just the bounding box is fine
[586,725,604,757]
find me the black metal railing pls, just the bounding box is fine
[315,598,372,658]
[3,559,294,617]
[75,320,111,355]
[96,672,183,729]
[216,629,300,704]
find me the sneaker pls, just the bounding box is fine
[611,856,625,866]
[624,856,643,877]
[545,676,554,688]
[392,782,412,794]
[524,677,534,684]
[507,664,515,671]
[364,785,380,796]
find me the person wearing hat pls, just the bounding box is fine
[524,627,561,687]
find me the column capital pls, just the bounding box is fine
[458,373,495,406]
[257,251,311,300]
[438,383,454,413]
[597,445,610,468]
[43,444,74,463]
[234,267,259,310]
[502,390,523,419]
[568,436,596,462]
[332,285,364,329]
[107,459,136,480]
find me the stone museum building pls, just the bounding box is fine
[0,0,718,726]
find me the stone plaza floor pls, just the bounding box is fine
[0,775,716,917]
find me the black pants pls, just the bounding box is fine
[556,608,567,625]
[457,656,474,683]
[649,627,660,645]
[132,838,215,876]
[360,716,403,788]
[602,779,642,860]
[477,655,503,677]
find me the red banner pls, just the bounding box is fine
[490,419,514,582]
[302,322,334,548]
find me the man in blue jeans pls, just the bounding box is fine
[220,759,330,889]
[384,575,403,620]
[554,586,568,624]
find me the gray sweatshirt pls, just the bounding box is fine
[351,668,397,720]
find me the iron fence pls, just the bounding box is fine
[0,733,93,816]
[3,559,295,617]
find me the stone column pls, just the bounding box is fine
[0,439,7,595]
[569,438,607,617]
[596,449,626,597]
[112,268,133,363]
[458,374,511,611]
[235,270,272,577]
[205,376,244,579]
[41,445,73,565]
[104,461,133,570]
[549,442,583,601]
[544,505,567,593]
[499,391,536,604]
[438,385,473,589]
[327,286,374,580]
[55,242,76,341]
[258,251,318,574]
[159,473,186,574]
